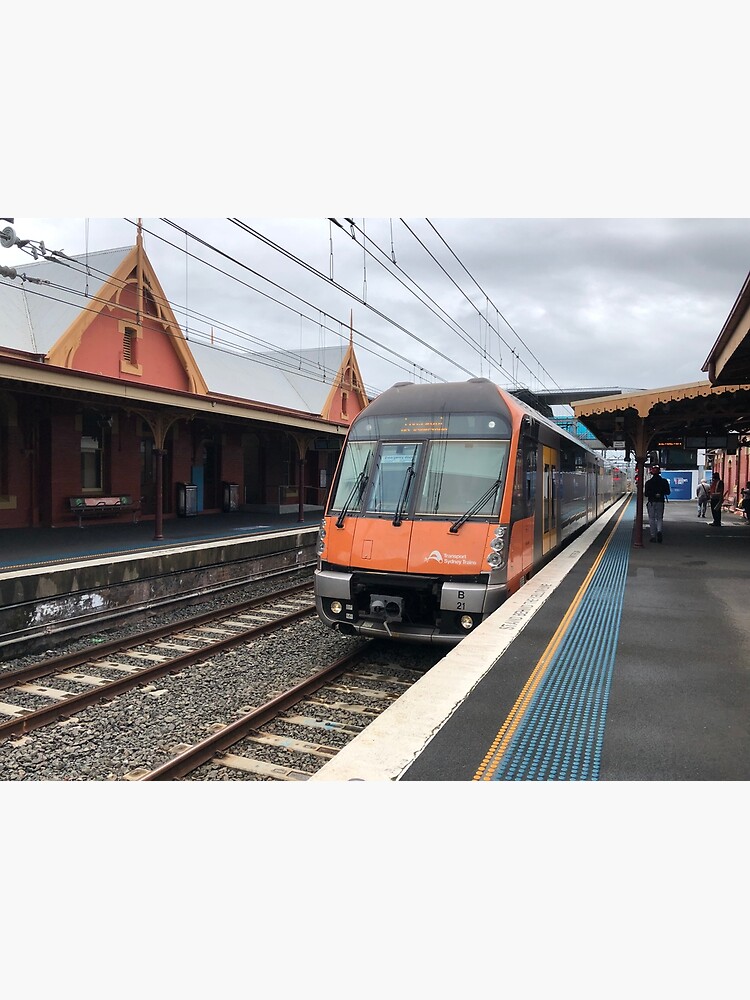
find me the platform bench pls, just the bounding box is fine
[69,495,141,528]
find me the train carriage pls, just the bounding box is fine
[314,378,625,645]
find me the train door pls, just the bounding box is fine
[508,430,537,585]
[542,445,558,554]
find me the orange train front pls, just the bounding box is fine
[314,378,624,645]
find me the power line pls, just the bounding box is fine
[227,218,479,381]
[331,217,519,387]
[5,218,559,396]
[2,231,432,398]
[424,218,562,390]
[5,219,443,394]
[401,219,558,392]
[153,218,450,392]
[0,277,370,399]
[23,221,432,396]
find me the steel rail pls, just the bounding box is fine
[0,583,313,691]
[0,602,315,742]
[0,566,316,661]
[140,644,371,780]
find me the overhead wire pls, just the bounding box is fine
[7,217,559,398]
[5,224,436,397]
[333,217,518,386]
[147,218,450,389]
[0,276,373,399]
[20,223,423,396]
[226,218,478,381]
[424,218,562,391]
[400,219,557,392]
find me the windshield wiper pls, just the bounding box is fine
[335,453,371,528]
[392,464,416,527]
[449,478,501,534]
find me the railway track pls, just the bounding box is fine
[0,583,316,742]
[138,643,421,781]
[0,561,317,662]
[0,582,441,781]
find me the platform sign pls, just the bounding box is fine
[661,470,692,500]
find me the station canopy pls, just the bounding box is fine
[702,270,750,387]
[571,381,750,461]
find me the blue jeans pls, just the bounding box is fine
[646,501,664,538]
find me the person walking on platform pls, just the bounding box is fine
[741,481,750,523]
[709,471,725,526]
[644,464,670,542]
[696,479,710,517]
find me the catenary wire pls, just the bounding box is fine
[148,219,454,389]
[424,218,562,390]
[2,242,434,398]
[400,219,558,392]
[0,276,388,398]
[226,218,480,381]
[330,217,518,387]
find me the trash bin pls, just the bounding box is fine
[176,482,198,517]
[222,482,239,513]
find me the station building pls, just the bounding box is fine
[0,234,369,534]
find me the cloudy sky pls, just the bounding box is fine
[3,216,748,403]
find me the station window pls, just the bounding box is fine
[0,404,7,496]
[81,410,104,491]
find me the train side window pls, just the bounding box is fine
[511,437,537,520]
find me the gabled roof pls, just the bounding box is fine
[0,243,370,421]
[189,341,359,413]
[0,247,133,354]
[0,245,209,394]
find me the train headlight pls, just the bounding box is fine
[316,524,327,556]
[459,615,474,630]
[487,525,507,569]
[330,600,343,615]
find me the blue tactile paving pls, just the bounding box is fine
[485,497,634,781]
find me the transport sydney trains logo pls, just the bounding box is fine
[426,550,474,566]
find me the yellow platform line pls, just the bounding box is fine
[473,499,632,781]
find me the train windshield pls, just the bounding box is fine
[416,439,508,516]
[329,443,372,515]
[365,442,422,515]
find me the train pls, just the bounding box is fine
[314,377,627,645]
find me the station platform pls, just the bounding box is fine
[0,510,323,655]
[311,495,750,781]
[0,509,324,575]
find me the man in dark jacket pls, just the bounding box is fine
[643,464,671,542]
[708,471,725,527]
